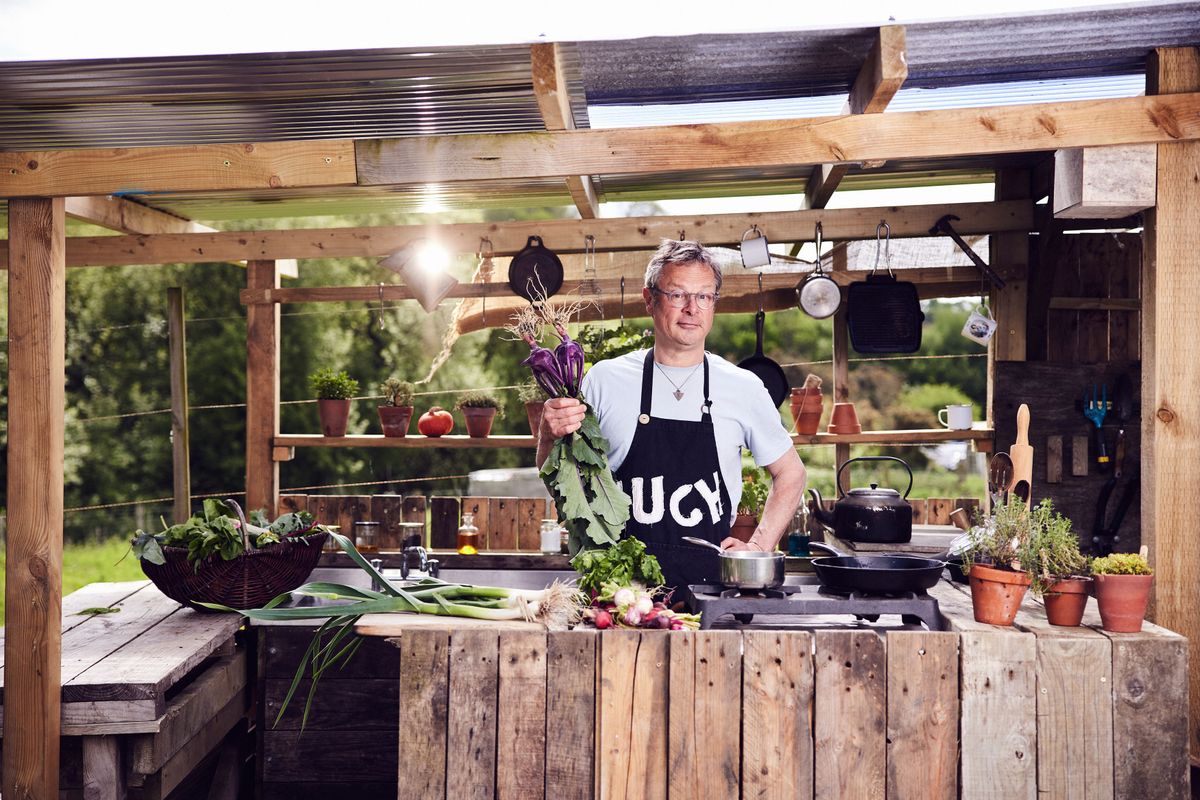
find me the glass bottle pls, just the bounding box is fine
[539,519,560,556]
[457,513,480,555]
[786,503,811,557]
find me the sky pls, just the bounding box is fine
[0,0,1147,61]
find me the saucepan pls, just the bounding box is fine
[681,536,784,590]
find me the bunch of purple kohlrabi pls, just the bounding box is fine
[509,306,629,553]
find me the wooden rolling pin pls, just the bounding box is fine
[1010,403,1034,507]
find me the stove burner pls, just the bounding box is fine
[682,578,943,631]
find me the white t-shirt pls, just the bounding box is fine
[580,349,795,523]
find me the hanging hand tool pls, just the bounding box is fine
[928,214,1006,288]
[1083,383,1110,471]
[1092,429,1139,556]
[1009,404,1034,509]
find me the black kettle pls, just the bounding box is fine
[808,456,914,544]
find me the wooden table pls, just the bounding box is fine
[0,581,247,800]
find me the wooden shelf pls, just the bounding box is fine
[790,428,994,446]
[274,428,993,451]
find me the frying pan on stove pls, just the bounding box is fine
[808,542,945,593]
[737,310,789,408]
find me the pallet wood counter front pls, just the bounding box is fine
[0,581,248,800]
[250,576,1188,799]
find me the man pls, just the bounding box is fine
[537,239,806,590]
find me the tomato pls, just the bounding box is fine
[417,406,455,437]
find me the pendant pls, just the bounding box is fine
[673,389,684,401]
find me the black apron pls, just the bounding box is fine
[613,349,732,592]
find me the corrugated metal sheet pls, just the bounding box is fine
[0,43,589,149]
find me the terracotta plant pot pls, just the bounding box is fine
[524,401,545,438]
[1042,577,1092,627]
[827,402,861,435]
[729,514,757,543]
[790,388,825,435]
[968,563,1032,626]
[317,398,351,437]
[461,406,498,438]
[377,405,414,438]
[1093,573,1154,632]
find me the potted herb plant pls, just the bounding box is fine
[1091,551,1153,633]
[455,390,504,438]
[733,465,770,543]
[377,378,415,437]
[961,497,1036,626]
[1024,500,1091,627]
[309,368,359,437]
[518,379,547,438]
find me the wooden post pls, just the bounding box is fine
[1144,45,1200,757]
[167,287,191,523]
[3,196,66,800]
[246,260,280,514]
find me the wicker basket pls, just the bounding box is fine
[140,499,329,611]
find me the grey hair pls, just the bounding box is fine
[644,239,723,292]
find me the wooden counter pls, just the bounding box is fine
[334,581,1186,800]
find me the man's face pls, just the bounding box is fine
[643,262,718,352]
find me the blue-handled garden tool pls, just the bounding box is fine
[1084,383,1110,471]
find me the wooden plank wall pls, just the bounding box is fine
[279,493,556,552]
[993,362,1141,557]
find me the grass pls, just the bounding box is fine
[0,536,146,625]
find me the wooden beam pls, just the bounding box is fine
[3,197,66,800]
[805,25,907,209]
[65,195,212,235]
[167,287,191,523]
[991,168,1031,363]
[530,43,599,219]
[1144,45,1200,760]
[0,139,357,196]
[240,266,997,306]
[245,260,280,515]
[0,200,1031,269]
[64,196,298,277]
[354,92,1200,186]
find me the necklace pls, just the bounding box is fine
[655,361,702,401]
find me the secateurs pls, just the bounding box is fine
[1083,383,1110,470]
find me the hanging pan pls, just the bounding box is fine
[846,222,925,354]
[737,275,789,408]
[797,221,841,319]
[508,235,564,301]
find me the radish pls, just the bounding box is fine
[594,609,612,629]
[613,587,636,609]
[622,607,642,627]
[635,593,654,616]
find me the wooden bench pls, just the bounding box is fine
[0,580,247,800]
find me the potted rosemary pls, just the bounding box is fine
[377,378,415,437]
[1024,500,1090,627]
[455,390,503,438]
[309,368,359,437]
[518,379,547,438]
[961,497,1037,626]
[1091,551,1153,632]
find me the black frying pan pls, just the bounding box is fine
[738,310,789,408]
[808,542,945,593]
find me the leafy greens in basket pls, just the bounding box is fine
[131,498,320,566]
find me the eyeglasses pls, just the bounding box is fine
[650,287,720,310]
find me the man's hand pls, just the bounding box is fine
[540,397,586,439]
[720,533,769,552]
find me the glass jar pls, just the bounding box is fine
[353,520,381,553]
[457,513,480,555]
[539,519,560,556]
[397,521,425,550]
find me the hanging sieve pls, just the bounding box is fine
[797,221,841,319]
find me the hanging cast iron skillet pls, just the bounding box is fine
[845,271,925,354]
[807,542,945,594]
[737,310,789,408]
[508,235,564,301]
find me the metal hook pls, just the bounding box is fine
[742,224,764,242]
[811,221,825,276]
[678,229,686,242]
[378,283,386,331]
[873,220,894,278]
[757,271,764,313]
[619,276,626,328]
